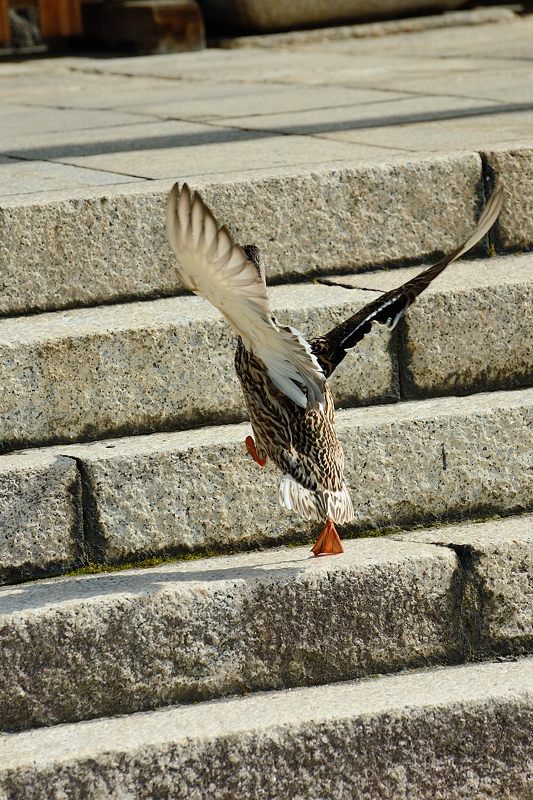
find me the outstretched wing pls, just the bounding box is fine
[312,187,504,377]
[166,182,325,409]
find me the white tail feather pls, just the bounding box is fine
[278,473,354,524]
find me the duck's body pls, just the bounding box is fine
[236,338,352,530]
[166,183,504,555]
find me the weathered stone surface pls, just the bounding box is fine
[398,514,533,653]
[0,103,151,146]
[0,283,396,450]
[212,94,497,137]
[0,155,138,198]
[0,658,531,799]
[201,0,464,34]
[0,453,82,582]
[323,111,533,153]
[57,127,403,178]
[0,537,460,730]
[485,147,533,253]
[220,8,518,48]
[58,388,533,561]
[328,253,533,397]
[0,154,483,315]
[122,82,404,121]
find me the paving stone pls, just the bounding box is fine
[0,156,138,198]
[322,109,533,152]
[53,388,533,561]
[55,127,403,179]
[0,103,154,148]
[0,658,531,798]
[209,94,499,136]
[0,536,460,730]
[351,67,533,104]
[4,117,275,162]
[119,84,409,121]
[0,153,483,315]
[0,70,183,108]
[327,253,533,397]
[485,147,533,253]
[0,452,82,582]
[397,514,533,654]
[0,283,396,450]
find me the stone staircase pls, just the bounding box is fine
[1,152,532,798]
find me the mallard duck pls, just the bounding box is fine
[166,183,503,556]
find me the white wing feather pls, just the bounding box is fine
[166,182,326,409]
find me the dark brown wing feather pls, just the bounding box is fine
[312,187,504,378]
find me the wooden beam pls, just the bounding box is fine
[0,0,10,44]
[82,0,205,54]
[39,0,82,37]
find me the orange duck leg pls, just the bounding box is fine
[245,435,267,467]
[311,518,344,557]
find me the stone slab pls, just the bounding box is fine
[0,70,184,108]
[53,388,533,561]
[0,658,531,798]
[55,128,404,179]
[322,110,533,153]
[0,153,483,315]
[397,515,533,654]
[0,537,459,730]
[0,156,138,198]
[327,253,533,397]
[0,282,396,450]
[121,83,407,122]
[485,147,533,254]
[207,94,500,137]
[0,452,82,582]
[0,103,154,147]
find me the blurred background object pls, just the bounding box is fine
[201,0,465,35]
[0,0,526,57]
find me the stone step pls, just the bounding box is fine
[0,513,531,732]
[0,281,397,452]
[1,252,531,452]
[0,657,531,799]
[327,251,533,399]
[1,387,532,579]
[0,148,526,317]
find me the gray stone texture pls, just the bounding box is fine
[0,283,396,450]
[0,453,82,582]
[0,156,137,197]
[0,537,460,729]
[0,154,483,315]
[328,253,533,397]
[323,112,533,154]
[0,658,531,799]
[486,148,533,253]
[220,8,517,48]
[398,515,533,654]
[57,388,533,561]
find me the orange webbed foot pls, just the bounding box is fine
[245,435,267,468]
[311,519,344,557]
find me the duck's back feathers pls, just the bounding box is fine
[313,186,504,378]
[166,182,325,410]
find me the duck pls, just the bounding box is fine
[166,183,503,556]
